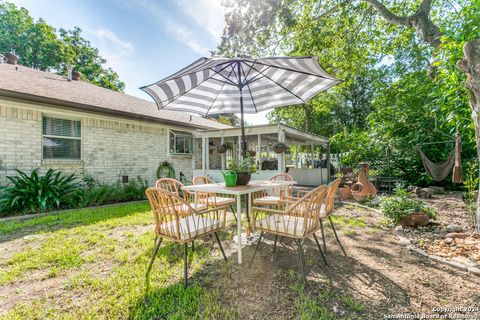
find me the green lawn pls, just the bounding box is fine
[0,202,365,319]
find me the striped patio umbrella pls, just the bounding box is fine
[141,56,340,155]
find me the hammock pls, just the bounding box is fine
[416,135,462,183]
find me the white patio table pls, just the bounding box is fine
[182,180,296,264]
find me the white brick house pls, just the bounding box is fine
[0,63,229,186]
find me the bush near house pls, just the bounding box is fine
[0,169,148,217]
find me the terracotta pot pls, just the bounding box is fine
[339,186,353,200]
[351,163,377,201]
[72,70,80,80]
[399,212,430,228]
[5,53,18,65]
[236,173,251,185]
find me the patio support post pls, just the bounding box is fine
[327,142,331,182]
[257,134,261,168]
[278,129,285,173]
[201,136,206,173]
[310,144,314,169]
[206,137,210,171]
[221,137,225,170]
[238,136,241,161]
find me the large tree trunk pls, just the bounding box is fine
[458,38,480,233]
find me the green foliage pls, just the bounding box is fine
[0,3,124,91]
[0,169,147,217]
[216,0,477,188]
[227,157,256,173]
[66,177,148,208]
[380,188,438,225]
[0,169,78,215]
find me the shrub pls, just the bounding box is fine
[66,177,148,208]
[380,188,437,225]
[0,169,78,215]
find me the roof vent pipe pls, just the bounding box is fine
[5,53,18,65]
[67,65,73,81]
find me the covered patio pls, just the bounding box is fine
[192,124,331,186]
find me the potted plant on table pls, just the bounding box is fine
[380,188,437,227]
[227,157,256,185]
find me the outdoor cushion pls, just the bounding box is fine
[160,215,224,240]
[170,203,207,212]
[253,195,281,205]
[204,196,235,206]
[255,214,314,237]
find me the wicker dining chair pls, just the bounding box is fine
[155,178,207,212]
[192,176,237,217]
[318,178,346,256]
[145,187,228,287]
[250,185,328,280]
[252,173,293,207]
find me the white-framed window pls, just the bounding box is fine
[42,116,81,160]
[169,130,193,155]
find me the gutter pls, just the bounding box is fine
[0,89,221,130]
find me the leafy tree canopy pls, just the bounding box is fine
[0,3,124,92]
[215,0,478,187]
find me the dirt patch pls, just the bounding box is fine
[201,195,480,319]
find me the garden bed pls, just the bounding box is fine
[397,193,480,269]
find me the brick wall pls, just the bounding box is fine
[0,101,194,186]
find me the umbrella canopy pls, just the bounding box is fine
[141,56,340,154]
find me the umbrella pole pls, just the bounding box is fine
[240,88,246,158]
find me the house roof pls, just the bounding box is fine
[198,123,328,144]
[0,63,229,130]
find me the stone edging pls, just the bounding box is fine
[0,200,148,223]
[394,227,480,276]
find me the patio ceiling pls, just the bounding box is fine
[195,124,328,145]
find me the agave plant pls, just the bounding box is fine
[0,169,79,214]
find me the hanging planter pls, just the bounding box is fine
[272,142,288,154]
[217,142,233,154]
[246,150,256,157]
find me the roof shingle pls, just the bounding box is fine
[0,64,230,129]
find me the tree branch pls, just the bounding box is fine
[361,0,410,26]
[361,0,443,48]
[418,0,433,14]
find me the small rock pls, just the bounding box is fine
[445,238,453,244]
[446,224,463,233]
[465,238,477,245]
[445,232,467,239]
[429,186,445,194]
[455,238,465,244]
[416,187,433,198]
[370,197,380,207]
[407,185,418,192]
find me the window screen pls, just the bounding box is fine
[42,117,81,159]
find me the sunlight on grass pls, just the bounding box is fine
[0,203,237,319]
